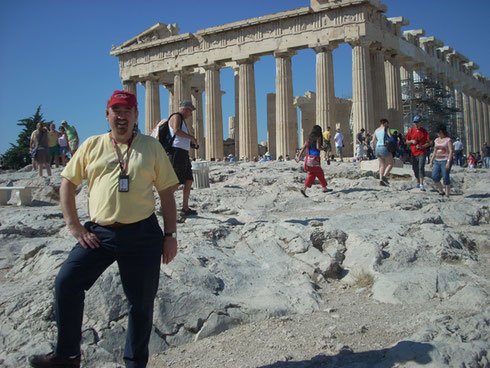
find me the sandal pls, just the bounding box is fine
[181,208,198,216]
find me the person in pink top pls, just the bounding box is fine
[429,124,454,197]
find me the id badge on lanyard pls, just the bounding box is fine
[110,133,135,193]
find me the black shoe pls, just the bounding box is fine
[439,191,445,196]
[300,189,309,198]
[28,352,80,368]
[181,208,198,216]
[381,176,389,184]
[380,180,388,187]
[322,187,333,193]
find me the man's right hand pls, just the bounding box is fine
[69,223,100,249]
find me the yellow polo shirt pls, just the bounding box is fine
[62,133,178,226]
[323,131,331,141]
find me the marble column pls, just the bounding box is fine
[469,94,478,153]
[173,70,193,132]
[191,88,204,159]
[351,40,374,145]
[293,93,316,145]
[315,45,336,132]
[238,58,259,160]
[400,60,414,133]
[164,84,175,114]
[267,93,277,159]
[274,51,297,159]
[123,80,137,96]
[462,91,473,153]
[385,51,403,131]
[370,44,388,130]
[476,96,484,151]
[233,67,240,158]
[204,64,224,160]
[144,78,161,135]
[484,98,490,144]
[454,88,464,142]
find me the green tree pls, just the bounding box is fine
[0,106,53,170]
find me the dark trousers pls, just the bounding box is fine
[454,150,463,166]
[412,153,427,180]
[54,214,163,368]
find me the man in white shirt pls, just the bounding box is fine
[334,128,344,162]
[453,138,463,166]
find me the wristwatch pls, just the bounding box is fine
[164,232,177,239]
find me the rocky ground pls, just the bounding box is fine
[0,159,489,368]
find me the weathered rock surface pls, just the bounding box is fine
[0,162,488,367]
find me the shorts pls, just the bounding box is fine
[375,145,392,158]
[49,145,60,156]
[168,148,193,184]
[431,160,451,185]
[59,146,69,155]
[323,142,332,152]
[335,146,343,156]
[68,138,79,152]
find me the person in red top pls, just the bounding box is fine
[406,115,431,191]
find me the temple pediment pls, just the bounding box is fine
[112,23,180,51]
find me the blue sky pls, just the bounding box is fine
[1,0,489,154]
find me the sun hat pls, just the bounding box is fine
[179,100,196,110]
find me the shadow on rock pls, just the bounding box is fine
[336,188,379,194]
[285,218,329,225]
[465,193,490,199]
[258,341,434,368]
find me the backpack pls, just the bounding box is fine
[384,128,397,154]
[151,113,183,153]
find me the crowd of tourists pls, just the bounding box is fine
[29,120,79,176]
[294,115,489,198]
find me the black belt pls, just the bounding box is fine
[103,222,129,229]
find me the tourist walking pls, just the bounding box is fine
[61,120,79,156]
[482,142,490,169]
[30,123,52,177]
[334,128,344,162]
[48,123,60,168]
[429,124,454,197]
[453,138,464,166]
[167,101,200,217]
[322,126,332,164]
[406,115,431,191]
[58,126,69,166]
[296,125,333,197]
[372,119,394,187]
[28,90,179,368]
[356,128,365,160]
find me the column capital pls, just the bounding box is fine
[202,63,222,71]
[273,50,297,59]
[369,42,385,52]
[235,56,260,65]
[312,43,338,53]
[347,38,373,48]
[139,73,163,84]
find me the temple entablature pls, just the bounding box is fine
[112,0,489,160]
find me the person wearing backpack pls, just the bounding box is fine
[168,101,200,216]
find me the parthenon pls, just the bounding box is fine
[111,0,489,159]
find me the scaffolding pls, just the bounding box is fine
[401,76,460,139]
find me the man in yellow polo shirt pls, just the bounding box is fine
[29,91,179,368]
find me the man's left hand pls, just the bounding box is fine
[162,238,177,264]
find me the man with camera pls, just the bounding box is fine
[168,101,199,216]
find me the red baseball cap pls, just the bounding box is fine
[107,90,137,109]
